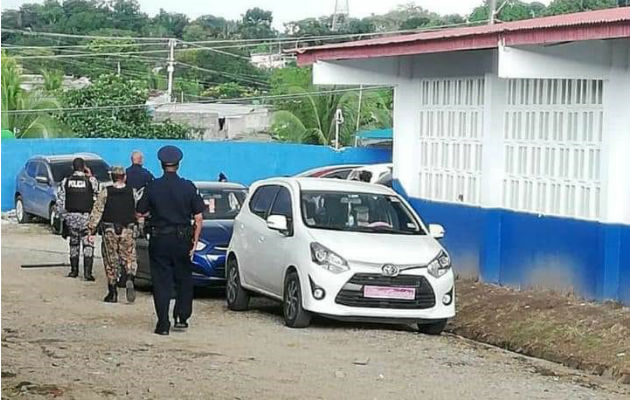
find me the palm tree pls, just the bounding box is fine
[1,55,69,138]
[41,69,63,92]
[270,86,392,146]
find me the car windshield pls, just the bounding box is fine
[199,188,247,220]
[301,191,425,235]
[50,160,111,182]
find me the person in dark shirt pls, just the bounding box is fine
[136,145,204,335]
[126,150,154,191]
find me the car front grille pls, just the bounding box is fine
[335,273,436,309]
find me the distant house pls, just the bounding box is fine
[20,74,91,91]
[153,103,273,141]
[250,52,293,69]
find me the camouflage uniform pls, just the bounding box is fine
[88,183,138,286]
[57,172,99,278]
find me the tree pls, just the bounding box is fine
[238,8,276,39]
[58,74,187,138]
[269,67,391,145]
[201,82,257,99]
[545,0,617,15]
[1,55,68,138]
[41,69,63,91]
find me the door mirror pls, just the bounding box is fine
[267,215,288,234]
[428,224,445,239]
[36,175,49,185]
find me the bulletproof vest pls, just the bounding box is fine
[65,175,94,213]
[102,186,135,225]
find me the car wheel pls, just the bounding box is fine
[226,257,250,311]
[15,196,31,224]
[49,204,61,235]
[417,319,447,335]
[283,271,311,328]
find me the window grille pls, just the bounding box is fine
[418,77,484,204]
[502,78,603,219]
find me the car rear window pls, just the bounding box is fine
[50,160,111,182]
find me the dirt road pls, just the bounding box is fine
[2,222,628,399]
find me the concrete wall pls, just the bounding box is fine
[1,139,391,211]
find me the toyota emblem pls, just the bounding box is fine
[381,264,399,277]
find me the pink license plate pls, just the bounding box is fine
[364,286,416,300]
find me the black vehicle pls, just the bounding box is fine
[14,153,111,233]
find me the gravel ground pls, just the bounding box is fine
[2,221,629,399]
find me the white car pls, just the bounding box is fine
[225,177,455,334]
[347,163,393,184]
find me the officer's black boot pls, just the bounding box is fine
[83,257,95,281]
[103,284,117,303]
[125,273,136,303]
[67,257,79,278]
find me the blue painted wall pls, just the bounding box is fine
[1,139,391,211]
[394,181,629,304]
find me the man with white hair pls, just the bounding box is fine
[126,150,154,191]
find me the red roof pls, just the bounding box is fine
[296,7,630,65]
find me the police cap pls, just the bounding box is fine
[157,145,183,166]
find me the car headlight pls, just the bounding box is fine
[195,241,207,251]
[427,251,451,278]
[310,242,349,274]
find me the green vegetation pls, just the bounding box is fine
[1,0,624,141]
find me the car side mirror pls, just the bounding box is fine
[36,175,49,185]
[428,224,445,239]
[267,215,289,234]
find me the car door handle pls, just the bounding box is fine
[258,236,265,243]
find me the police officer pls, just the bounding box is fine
[88,166,138,304]
[57,157,99,280]
[136,146,204,335]
[126,150,154,191]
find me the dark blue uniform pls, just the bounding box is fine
[136,146,204,334]
[126,164,154,190]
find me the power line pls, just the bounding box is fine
[176,62,269,86]
[1,28,170,41]
[4,85,391,114]
[1,42,168,50]
[9,49,170,59]
[177,40,251,60]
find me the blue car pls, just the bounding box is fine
[14,153,111,233]
[136,182,248,288]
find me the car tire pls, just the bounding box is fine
[226,257,250,311]
[417,319,447,335]
[283,271,311,328]
[15,196,32,224]
[49,204,62,235]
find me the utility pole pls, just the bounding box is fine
[332,0,350,31]
[166,39,175,102]
[355,84,363,147]
[489,0,497,25]
[117,62,121,77]
[334,108,344,150]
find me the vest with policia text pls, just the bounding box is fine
[102,186,135,225]
[65,175,94,213]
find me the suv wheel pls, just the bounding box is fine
[283,271,311,328]
[49,204,62,235]
[226,257,250,311]
[417,319,447,335]
[15,196,31,224]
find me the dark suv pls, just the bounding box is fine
[14,153,111,233]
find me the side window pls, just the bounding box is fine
[36,163,49,180]
[26,162,38,178]
[270,187,293,219]
[249,186,280,219]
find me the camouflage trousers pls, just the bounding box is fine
[101,226,137,285]
[66,213,94,260]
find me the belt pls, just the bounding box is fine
[151,225,189,235]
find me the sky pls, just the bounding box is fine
[0,0,553,30]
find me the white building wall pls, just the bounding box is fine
[312,38,630,224]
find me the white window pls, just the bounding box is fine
[502,78,603,219]
[418,77,484,205]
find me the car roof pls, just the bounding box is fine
[30,153,106,163]
[194,181,247,190]
[295,164,363,177]
[256,177,397,196]
[353,163,393,173]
